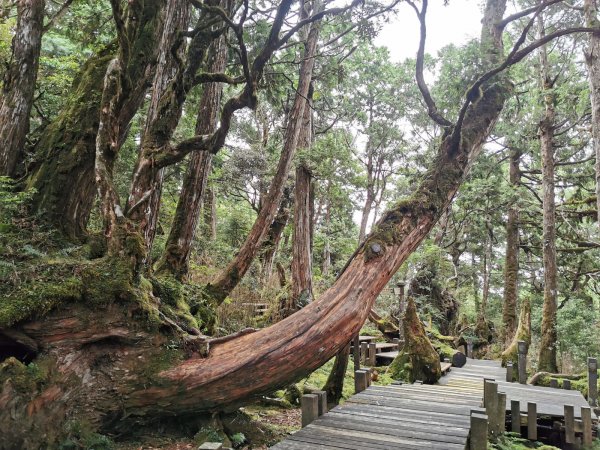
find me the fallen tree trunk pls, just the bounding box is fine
[1,0,514,444]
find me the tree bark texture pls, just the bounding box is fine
[537,14,559,374]
[206,18,321,304]
[501,146,520,345]
[260,188,292,284]
[0,0,510,444]
[157,34,227,278]
[584,0,600,226]
[322,342,351,407]
[0,0,44,177]
[125,0,191,260]
[290,94,314,309]
[501,295,531,371]
[28,1,165,238]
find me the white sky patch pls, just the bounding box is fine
[375,0,484,63]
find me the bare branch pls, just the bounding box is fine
[407,0,453,127]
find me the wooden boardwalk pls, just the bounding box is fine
[271,360,487,449]
[271,358,597,449]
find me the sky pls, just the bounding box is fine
[374,0,485,62]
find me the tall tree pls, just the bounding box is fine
[0,0,44,176]
[537,12,559,373]
[205,12,322,304]
[584,0,600,226]
[290,86,314,309]
[502,146,521,345]
[157,34,227,278]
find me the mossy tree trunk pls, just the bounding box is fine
[537,13,559,374]
[28,0,165,239]
[501,146,521,345]
[501,296,531,373]
[0,0,44,177]
[388,297,442,384]
[260,188,292,284]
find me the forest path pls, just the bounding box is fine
[270,358,597,449]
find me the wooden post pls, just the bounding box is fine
[506,362,513,382]
[366,368,372,386]
[549,378,558,388]
[581,406,593,447]
[395,281,406,344]
[518,341,527,384]
[511,400,521,433]
[467,340,474,359]
[392,338,399,349]
[360,342,368,365]
[470,411,488,450]
[313,390,327,416]
[368,342,376,366]
[564,404,575,444]
[527,402,537,440]
[484,380,499,435]
[352,335,360,372]
[301,394,319,427]
[497,392,506,435]
[588,357,598,407]
[563,379,571,390]
[354,369,368,393]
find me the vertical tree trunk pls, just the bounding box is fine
[322,342,351,407]
[28,1,165,238]
[322,182,332,277]
[205,187,218,240]
[125,0,191,261]
[125,5,217,259]
[0,0,44,177]
[481,219,493,316]
[260,189,291,284]
[156,35,227,278]
[537,14,559,373]
[584,0,600,226]
[290,90,314,309]
[502,146,521,345]
[206,17,321,304]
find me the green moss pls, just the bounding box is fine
[60,419,115,450]
[491,432,559,449]
[0,358,49,394]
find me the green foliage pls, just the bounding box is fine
[60,420,115,450]
[491,433,559,450]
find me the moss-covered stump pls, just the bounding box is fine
[501,296,531,373]
[387,297,441,384]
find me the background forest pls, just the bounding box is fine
[0,0,599,448]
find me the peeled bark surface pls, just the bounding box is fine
[126,0,191,259]
[0,0,44,177]
[157,34,227,278]
[537,16,559,373]
[501,146,520,345]
[388,297,441,384]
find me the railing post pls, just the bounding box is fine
[352,334,360,372]
[527,402,537,440]
[506,362,513,382]
[360,342,368,365]
[563,379,571,390]
[518,341,527,384]
[484,380,499,436]
[497,392,507,436]
[467,340,474,359]
[511,400,521,433]
[313,390,328,416]
[470,411,488,450]
[354,369,368,393]
[588,357,598,407]
[368,342,377,366]
[549,378,558,388]
[581,406,593,446]
[301,394,319,427]
[564,404,575,444]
